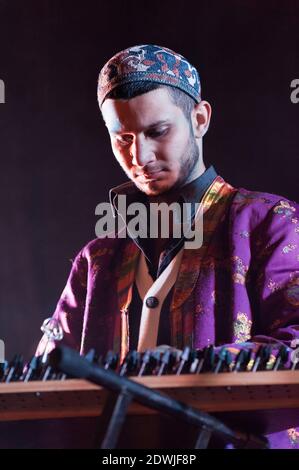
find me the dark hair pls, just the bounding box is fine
[105,81,196,121]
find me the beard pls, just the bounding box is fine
[171,130,200,191]
[120,128,200,196]
[148,129,200,197]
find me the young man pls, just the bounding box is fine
[37,44,299,448]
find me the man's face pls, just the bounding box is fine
[101,88,199,196]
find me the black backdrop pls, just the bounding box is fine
[0,0,298,359]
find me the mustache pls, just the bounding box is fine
[135,167,166,176]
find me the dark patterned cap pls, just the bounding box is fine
[97,44,201,106]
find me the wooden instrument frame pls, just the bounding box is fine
[0,370,298,433]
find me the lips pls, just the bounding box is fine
[137,169,164,178]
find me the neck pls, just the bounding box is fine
[149,160,206,205]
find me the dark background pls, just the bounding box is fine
[0,0,298,359]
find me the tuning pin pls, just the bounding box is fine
[137,350,151,376]
[242,349,252,371]
[54,370,68,380]
[157,349,170,376]
[118,351,128,376]
[213,347,228,373]
[272,345,289,371]
[189,355,199,374]
[260,345,272,371]
[84,349,98,363]
[127,351,140,375]
[224,350,234,371]
[187,349,198,370]
[157,348,177,376]
[233,349,249,372]
[103,351,119,371]
[41,365,54,381]
[119,350,139,376]
[4,354,24,382]
[186,349,198,373]
[0,360,9,382]
[202,345,215,372]
[251,346,262,372]
[22,356,41,382]
[251,345,272,372]
[194,349,205,374]
[176,346,191,375]
[147,350,161,375]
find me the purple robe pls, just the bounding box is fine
[36,176,299,448]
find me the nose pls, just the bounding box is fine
[130,136,156,168]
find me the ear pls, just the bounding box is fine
[191,100,212,139]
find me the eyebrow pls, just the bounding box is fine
[110,119,171,134]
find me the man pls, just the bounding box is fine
[37,45,299,448]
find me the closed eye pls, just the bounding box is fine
[115,135,133,145]
[146,128,169,138]
[114,127,169,145]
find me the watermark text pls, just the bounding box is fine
[290,79,299,103]
[0,339,5,363]
[95,196,204,249]
[0,79,5,104]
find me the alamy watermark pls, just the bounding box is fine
[290,79,299,104]
[95,196,204,249]
[0,339,5,363]
[0,79,5,104]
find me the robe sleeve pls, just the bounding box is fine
[219,197,299,363]
[35,249,88,356]
[250,198,299,346]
